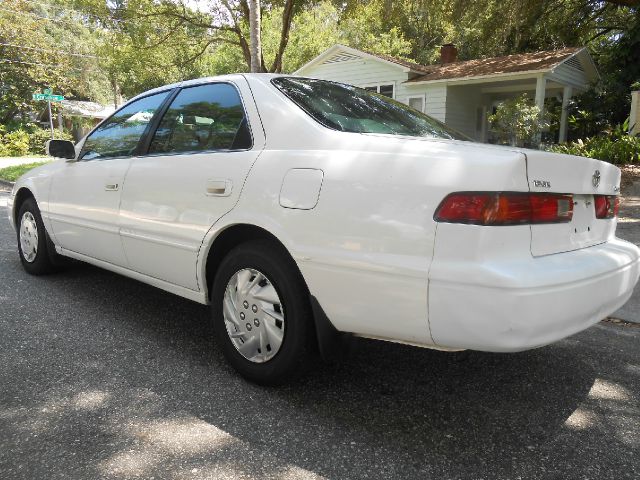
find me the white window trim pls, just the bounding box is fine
[359,81,396,99]
[406,94,426,113]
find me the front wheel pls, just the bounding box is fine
[211,240,315,385]
[16,197,60,275]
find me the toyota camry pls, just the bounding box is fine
[8,74,640,384]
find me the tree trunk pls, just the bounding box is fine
[248,0,262,72]
[270,0,296,73]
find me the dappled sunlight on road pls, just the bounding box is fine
[1,385,326,479]
[564,407,598,430]
[588,378,632,401]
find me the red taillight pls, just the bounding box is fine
[434,192,574,226]
[594,195,619,219]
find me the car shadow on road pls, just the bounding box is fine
[2,257,638,479]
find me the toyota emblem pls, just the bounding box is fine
[592,170,601,188]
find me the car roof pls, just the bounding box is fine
[127,73,289,103]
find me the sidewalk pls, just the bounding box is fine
[0,157,49,170]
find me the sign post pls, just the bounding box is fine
[32,89,65,140]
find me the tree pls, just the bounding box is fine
[0,0,111,123]
[76,0,302,74]
[249,0,262,72]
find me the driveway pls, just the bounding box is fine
[0,189,639,479]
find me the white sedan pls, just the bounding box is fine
[8,74,640,385]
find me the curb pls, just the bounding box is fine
[0,179,14,191]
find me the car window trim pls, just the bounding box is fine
[135,87,180,156]
[138,80,254,157]
[78,89,176,162]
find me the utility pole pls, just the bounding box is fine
[47,100,54,139]
[249,0,262,72]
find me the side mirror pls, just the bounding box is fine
[46,139,76,160]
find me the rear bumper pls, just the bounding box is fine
[428,237,640,352]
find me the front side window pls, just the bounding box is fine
[80,91,169,160]
[272,77,467,140]
[149,83,251,154]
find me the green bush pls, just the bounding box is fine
[488,94,550,148]
[27,128,73,155]
[0,127,30,157]
[0,124,73,156]
[549,126,640,165]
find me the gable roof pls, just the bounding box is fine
[294,44,429,75]
[406,47,586,83]
[296,44,597,84]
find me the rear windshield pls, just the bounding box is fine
[272,77,468,140]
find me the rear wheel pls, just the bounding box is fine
[211,240,314,385]
[17,197,60,275]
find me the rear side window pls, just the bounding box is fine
[149,83,251,154]
[80,91,169,160]
[272,77,468,140]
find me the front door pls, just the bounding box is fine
[48,91,171,266]
[118,80,264,290]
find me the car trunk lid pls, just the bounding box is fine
[524,150,621,257]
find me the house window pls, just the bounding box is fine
[363,84,394,98]
[379,84,394,98]
[408,96,425,113]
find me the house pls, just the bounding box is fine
[39,100,115,141]
[294,44,599,143]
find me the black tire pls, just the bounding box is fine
[211,239,315,385]
[16,197,61,275]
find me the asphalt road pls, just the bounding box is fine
[1,190,639,480]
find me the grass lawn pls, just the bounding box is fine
[0,162,50,183]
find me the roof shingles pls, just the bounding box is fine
[372,47,583,82]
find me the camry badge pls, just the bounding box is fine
[533,180,551,188]
[592,170,601,188]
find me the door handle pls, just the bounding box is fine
[206,179,232,197]
[105,183,119,191]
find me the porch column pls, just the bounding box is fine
[559,86,572,143]
[481,105,489,142]
[534,75,546,143]
[631,90,640,136]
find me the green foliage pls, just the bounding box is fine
[488,94,549,147]
[569,9,640,138]
[0,0,112,123]
[0,127,30,157]
[27,128,73,155]
[0,124,72,157]
[263,1,411,73]
[549,127,640,165]
[0,162,51,182]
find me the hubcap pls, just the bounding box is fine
[223,268,285,363]
[19,212,39,263]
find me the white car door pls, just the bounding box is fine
[118,79,264,290]
[48,91,171,266]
